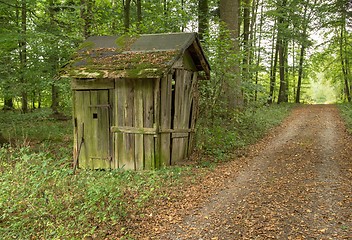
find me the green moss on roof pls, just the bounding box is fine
[64,33,210,79]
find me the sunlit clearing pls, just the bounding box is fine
[307,73,338,104]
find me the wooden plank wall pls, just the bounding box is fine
[171,69,195,164]
[113,78,156,170]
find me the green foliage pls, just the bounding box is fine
[0,109,197,239]
[0,144,195,239]
[0,109,71,145]
[196,104,294,160]
[338,103,352,133]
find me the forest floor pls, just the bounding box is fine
[126,104,352,239]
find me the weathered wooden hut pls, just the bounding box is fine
[65,32,210,170]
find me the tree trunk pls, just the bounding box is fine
[48,0,60,113]
[198,0,209,41]
[277,0,289,104]
[3,97,14,110]
[339,3,351,102]
[268,27,278,104]
[81,0,93,38]
[254,0,263,101]
[123,0,131,33]
[51,84,59,113]
[295,0,313,103]
[19,0,28,113]
[242,0,251,86]
[220,0,243,108]
[295,45,305,103]
[136,0,142,31]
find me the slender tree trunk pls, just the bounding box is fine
[340,28,350,102]
[295,45,305,103]
[136,0,142,31]
[268,25,278,104]
[49,0,60,113]
[19,0,28,113]
[32,91,36,109]
[242,0,251,88]
[284,40,289,101]
[277,0,289,104]
[3,97,14,110]
[277,38,286,103]
[38,92,42,109]
[164,0,168,30]
[295,0,314,103]
[254,0,263,101]
[198,0,209,41]
[339,3,351,102]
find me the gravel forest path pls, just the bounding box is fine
[131,105,352,240]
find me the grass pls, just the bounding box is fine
[0,105,293,239]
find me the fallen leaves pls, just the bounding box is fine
[113,105,352,239]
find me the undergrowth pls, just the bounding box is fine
[0,105,293,239]
[337,103,352,133]
[0,144,193,239]
[197,103,294,160]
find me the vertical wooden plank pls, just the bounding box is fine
[80,90,91,168]
[144,79,155,169]
[119,79,135,170]
[72,91,78,167]
[126,80,135,170]
[181,71,193,157]
[97,90,111,169]
[89,90,99,169]
[115,79,125,169]
[154,77,161,168]
[160,74,172,166]
[109,88,116,169]
[188,72,198,154]
[134,79,144,170]
[74,91,88,168]
[171,69,185,164]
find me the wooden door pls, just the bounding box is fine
[74,90,111,169]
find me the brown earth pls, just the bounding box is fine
[122,105,352,239]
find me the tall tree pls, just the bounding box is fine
[277,0,289,103]
[81,0,94,38]
[136,0,142,31]
[242,0,252,87]
[338,0,351,101]
[253,0,263,101]
[123,0,131,33]
[220,0,243,108]
[268,21,279,104]
[295,0,317,103]
[198,0,209,40]
[48,0,60,113]
[19,0,28,112]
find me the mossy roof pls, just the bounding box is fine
[64,32,210,79]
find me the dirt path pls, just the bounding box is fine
[129,105,352,239]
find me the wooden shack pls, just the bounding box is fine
[65,32,210,170]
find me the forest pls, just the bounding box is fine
[0,0,351,239]
[0,0,351,113]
